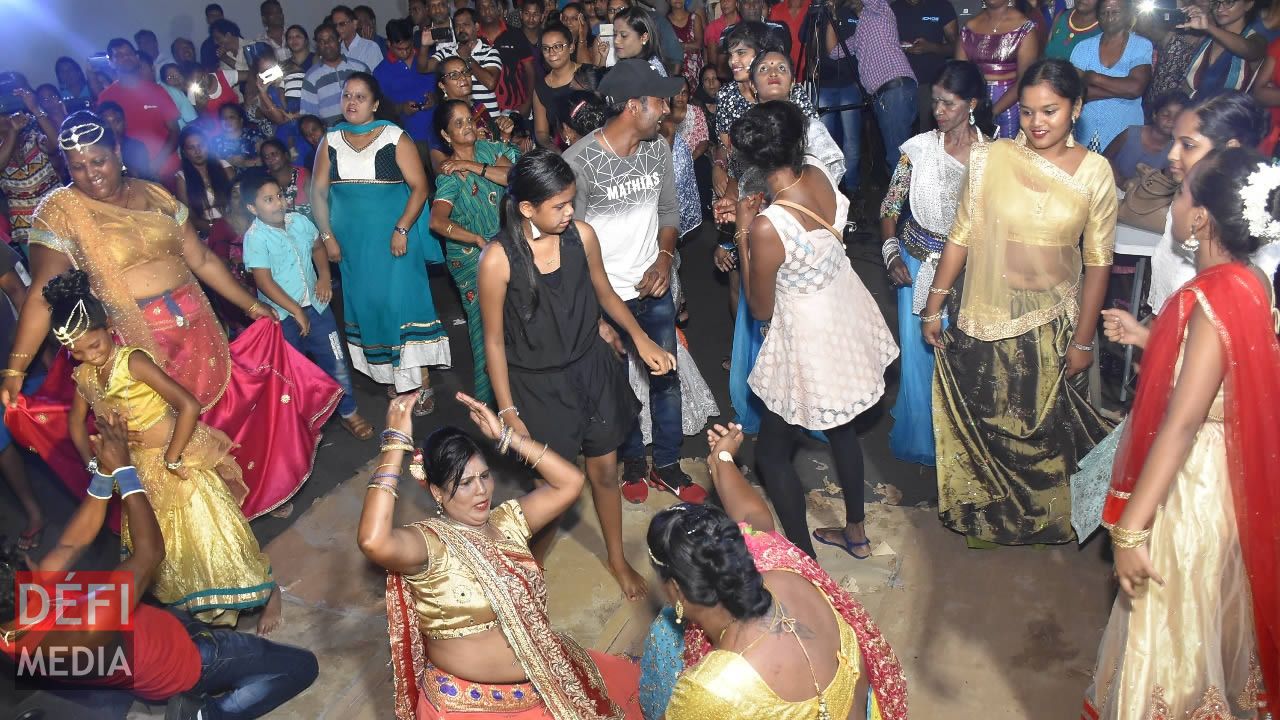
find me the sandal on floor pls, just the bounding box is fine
[340,414,375,441]
[413,387,436,417]
[721,356,731,371]
[812,529,872,559]
[17,523,45,552]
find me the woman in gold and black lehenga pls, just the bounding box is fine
[921,58,1116,547]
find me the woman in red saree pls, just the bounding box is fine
[0,110,340,520]
[1083,146,1280,718]
[639,423,908,720]
[358,391,643,720]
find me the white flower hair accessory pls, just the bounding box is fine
[1242,161,1280,244]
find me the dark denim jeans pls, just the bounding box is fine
[187,620,320,720]
[280,305,357,418]
[617,289,682,468]
[818,82,864,191]
[873,77,919,171]
[45,613,318,720]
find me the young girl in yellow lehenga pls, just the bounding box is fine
[46,269,282,635]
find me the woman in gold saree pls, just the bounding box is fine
[921,58,1116,547]
[357,392,643,720]
[0,110,341,520]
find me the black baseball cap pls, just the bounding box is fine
[598,59,685,104]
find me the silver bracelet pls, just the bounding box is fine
[1071,342,1094,353]
[881,237,901,267]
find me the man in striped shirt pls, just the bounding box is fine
[300,23,372,125]
[420,7,502,114]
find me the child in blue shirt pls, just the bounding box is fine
[241,175,372,440]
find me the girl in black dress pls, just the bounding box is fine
[477,149,674,600]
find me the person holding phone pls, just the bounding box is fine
[420,7,504,114]
[0,82,62,246]
[375,19,440,166]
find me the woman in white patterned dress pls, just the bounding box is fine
[726,101,898,559]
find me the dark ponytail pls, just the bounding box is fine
[499,149,578,324]
[647,503,773,620]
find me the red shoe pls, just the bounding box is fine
[650,464,707,504]
[621,457,649,503]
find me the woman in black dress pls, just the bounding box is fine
[477,149,674,600]
[532,22,598,149]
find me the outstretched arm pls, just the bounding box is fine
[705,423,774,532]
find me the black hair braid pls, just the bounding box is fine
[647,504,773,620]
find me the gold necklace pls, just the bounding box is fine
[772,171,804,199]
[1067,10,1099,38]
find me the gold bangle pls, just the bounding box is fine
[380,442,415,453]
[445,223,454,236]
[529,442,549,469]
[8,352,31,359]
[0,369,27,378]
[658,249,676,261]
[919,311,943,323]
[366,482,399,498]
[733,229,749,239]
[928,286,952,295]
[375,462,401,471]
[247,302,263,315]
[1108,525,1151,549]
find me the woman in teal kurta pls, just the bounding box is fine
[310,74,450,415]
[427,99,520,405]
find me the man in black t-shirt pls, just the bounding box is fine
[893,0,956,130]
[492,0,544,114]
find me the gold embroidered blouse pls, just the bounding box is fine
[665,602,862,720]
[404,500,532,640]
[949,139,1117,341]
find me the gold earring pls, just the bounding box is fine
[1183,230,1200,251]
[1065,116,1078,148]
[675,599,684,625]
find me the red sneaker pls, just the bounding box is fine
[650,464,707,504]
[620,457,649,503]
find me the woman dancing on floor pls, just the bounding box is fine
[725,102,898,560]
[879,60,990,466]
[1082,146,1280,719]
[358,392,644,719]
[920,59,1115,547]
[477,149,674,599]
[639,422,908,720]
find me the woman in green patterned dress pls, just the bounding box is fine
[428,99,520,405]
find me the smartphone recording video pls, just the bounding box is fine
[259,65,284,84]
[1139,0,1188,24]
[431,26,456,44]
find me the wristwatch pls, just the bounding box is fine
[716,451,734,463]
[394,226,409,236]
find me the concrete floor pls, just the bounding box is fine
[1,221,1121,719]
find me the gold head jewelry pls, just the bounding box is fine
[648,548,666,567]
[58,123,107,153]
[52,298,92,346]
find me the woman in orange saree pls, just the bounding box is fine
[1083,147,1280,718]
[359,392,643,720]
[0,110,341,520]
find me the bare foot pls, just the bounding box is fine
[813,525,871,559]
[609,559,649,601]
[256,587,284,636]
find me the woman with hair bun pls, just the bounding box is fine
[878,59,990,466]
[641,423,907,719]
[358,391,645,719]
[476,148,673,599]
[920,58,1116,548]
[725,101,898,560]
[1083,145,1280,719]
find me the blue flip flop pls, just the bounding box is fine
[812,530,872,560]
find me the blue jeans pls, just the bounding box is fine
[186,620,319,720]
[818,83,863,191]
[873,77,919,171]
[45,612,319,720]
[280,305,358,417]
[617,289,681,468]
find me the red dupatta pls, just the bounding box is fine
[1104,261,1280,704]
[682,525,909,720]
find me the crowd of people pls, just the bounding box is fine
[0,0,1279,717]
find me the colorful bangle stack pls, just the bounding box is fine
[381,428,414,454]
[1109,525,1151,549]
